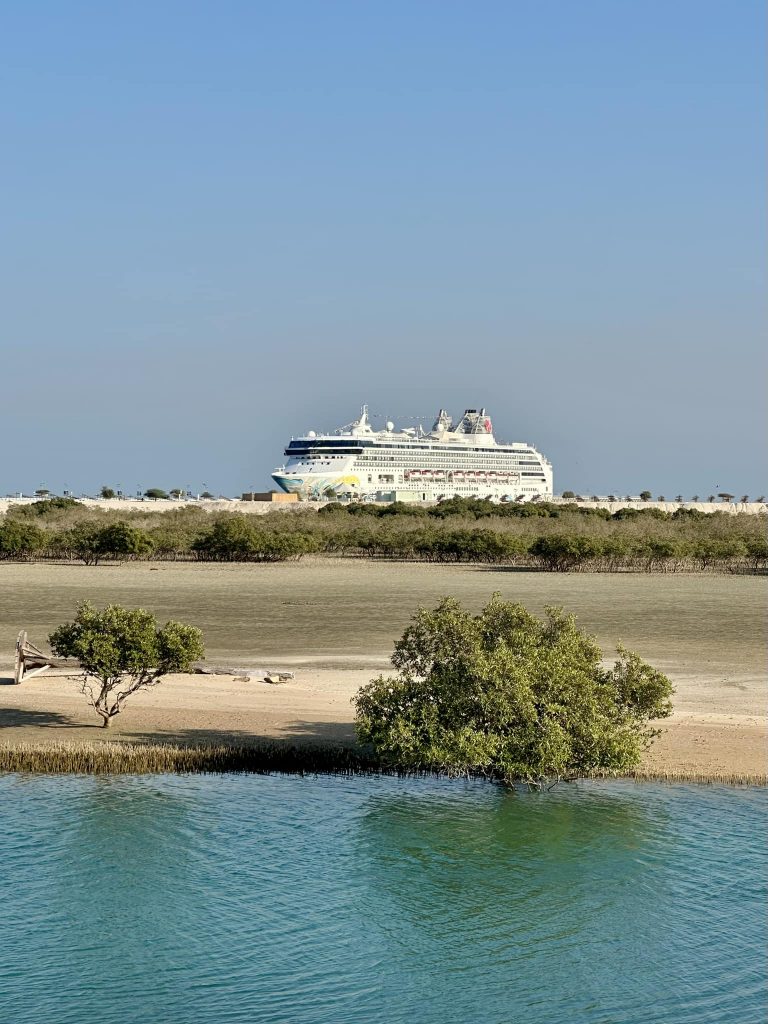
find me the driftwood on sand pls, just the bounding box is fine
[194,664,295,683]
[14,631,79,684]
[12,631,294,685]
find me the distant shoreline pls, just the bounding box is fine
[0,736,765,785]
[2,496,767,516]
[2,494,765,574]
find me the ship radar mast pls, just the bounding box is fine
[341,404,375,436]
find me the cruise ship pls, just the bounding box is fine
[272,406,553,501]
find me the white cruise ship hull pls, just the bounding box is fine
[272,406,553,501]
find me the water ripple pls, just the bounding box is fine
[0,775,765,1024]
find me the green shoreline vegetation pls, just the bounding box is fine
[1,584,763,784]
[0,496,765,572]
[4,592,762,786]
[355,596,674,785]
[41,595,674,785]
[0,742,764,785]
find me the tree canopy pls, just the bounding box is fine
[354,596,673,785]
[49,602,204,727]
[1,497,763,572]
[192,517,318,561]
[0,519,45,559]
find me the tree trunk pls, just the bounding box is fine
[102,716,112,728]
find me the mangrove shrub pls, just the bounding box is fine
[354,596,673,785]
[49,602,204,728]
[0,520,46,559]
[192,517,318,561]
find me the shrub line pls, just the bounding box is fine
[2,497,765,573]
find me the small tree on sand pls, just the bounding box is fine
[49,602,204,728]
[354,596,673,786]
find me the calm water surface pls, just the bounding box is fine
[0,775,765,1024]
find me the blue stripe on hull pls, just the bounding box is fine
[271,475,303,493]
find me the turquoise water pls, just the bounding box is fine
[0,776,765,1024]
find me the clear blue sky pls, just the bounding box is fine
[2,1,764,497]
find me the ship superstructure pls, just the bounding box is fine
[272,406,553,501]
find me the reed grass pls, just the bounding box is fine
[583,768,767,786]
[0,741,380,777]
[0,741,764,786]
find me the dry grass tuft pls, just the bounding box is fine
[0,741,379,776]
[585,767,767,786]
[0,742,765,786]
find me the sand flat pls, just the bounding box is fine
[0,561,765,775]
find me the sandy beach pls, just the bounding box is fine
[1,667,765,777]
[1,561,765,776]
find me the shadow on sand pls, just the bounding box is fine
[0,704,358,748]
[0,707,84,730]
[119,720,358,748]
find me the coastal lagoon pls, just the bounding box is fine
[0,774,765,1024]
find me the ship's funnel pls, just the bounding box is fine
[432,409,453,432]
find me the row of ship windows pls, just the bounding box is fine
[288,441,536,453]
[294,470,547,481]
[291,457,543,467]
[287,452,541,464]
[287,449,538,459]
[291,461,545,479]
[354,454,541,462]
[354,462,543,468]
[291,462,544,470]
[398,486,543,493]
[292,462,545,475]
[358,464,544,471]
